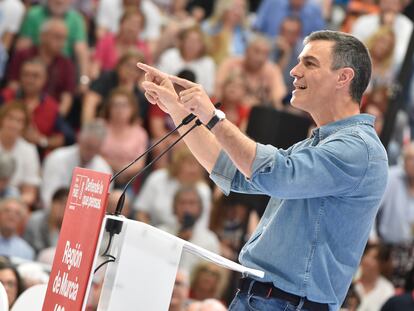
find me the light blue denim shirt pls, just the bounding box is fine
[210,114,388,311]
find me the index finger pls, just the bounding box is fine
[169,75,198,89]
[137,62,168,79]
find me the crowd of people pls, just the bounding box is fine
[0,0,413,310]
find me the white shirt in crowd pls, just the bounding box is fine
[41,144,112,206]
[157,48,216,95]
[355,276,395,311]
[0,0,25,38]
[96,0,162,40]
[133,168,212,229]
[0,137,41,188]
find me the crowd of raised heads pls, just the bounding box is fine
[0,0,413,310]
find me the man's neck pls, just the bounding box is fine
[311,97,360,127]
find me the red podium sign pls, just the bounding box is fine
[42,167,111,311]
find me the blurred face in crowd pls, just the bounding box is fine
[404,144,414,179]
[0,108,27,139]
[192,265,222,300]
[175,156,204,184]
[48,0,72,16]
[169,270,189,311]
[245,39,271,72]
[41,21,67,55]
[280,18,302,46]
[181,30,204,61]
[108,94,135,125]
[117,56,141,84]
[174,189,202,224]
[222,0,246,26]
[120,13,144,40]
[0,268,19,306]
[360,247,380,279]
[78,134,104,165]
[123,0,141,7]
[290,40,339,113]
[222,75,247,104]
[50,195,68,229]
[20,62,47,95]
[0,200,25,238]
[364,105,384,135]
[370,31,395,62]
[380,0,403,13]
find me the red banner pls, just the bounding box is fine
[42,167,111,311]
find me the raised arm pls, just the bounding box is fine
[137,63,257,177]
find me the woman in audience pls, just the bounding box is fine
[355,243,395,311]
[157,25,215,95]
[202,0,251,65]
[0,102,41,207]
[100,87,148,190]
[133,145,212,229]
[0,258,24,308]
[91,8,152,79]
[189,262,228,302]
[82,51,149,125]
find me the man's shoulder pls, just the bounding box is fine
[45,145,77,164]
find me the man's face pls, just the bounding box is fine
[245,41,271,71]
[175,191,201,224]
[78,135,103,165]
[280,19,302,46]
[42,24,67,55]
[290,40,338,112]
[0,201,24,237]
[20,63,47,95]
[1,109,26,138]
[290,0,306,10]
[380,0,402,14]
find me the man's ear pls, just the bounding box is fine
[336,67,355,89]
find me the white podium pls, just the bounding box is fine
[97,216,264,311]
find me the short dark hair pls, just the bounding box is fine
[304,30,372,104]
[52,187,69,202]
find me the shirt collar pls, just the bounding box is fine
[311,114,375,142]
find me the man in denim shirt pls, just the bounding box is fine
[138,30,388,311]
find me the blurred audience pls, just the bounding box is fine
[202,0,251,65]
[215,35,286,108]
[0,102,41,207]
[23,188,69,254]
[0,152,19,199]
[16,0,90,89]
[6,18,76,117]
[92,8,152,79]
[41,120,112,206]
[0,258,24,308]
[100,87,148,189]
[0,198,34,260]
[157,25,215,95]
[254,0,325,38]
[133,146,211,229]
[159,186,220,274]
[1,59,76,156]
[189,262,228,302]
[169,269,190,311]
[354,243,395,311]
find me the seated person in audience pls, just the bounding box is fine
[82,51,149,125]
[134,146,212,228]
[377,143,414,244]
[0,102,41,207]
[100,88,148,190]
[354,243,395,311]
[158,186,220,274]
[2,59,76,157]
[215,73,250,132]
[187,299,227,311]
[215,35,286,109]
[23,188,69,254]
[0,0,25,78]
[189,262,228,302]
[41,120,112,206]
[16,0,90,90]
[352,0,413,70]
[0,258,24,308]
[91,8,152,79]
[6,18,76,117]
[0,198,34,260]
[168,269,190,311]
[272,16,304,104]
[95,0,162,52]
[0,152,19,199]
[202,0,251,65]
[157,25,215,95]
